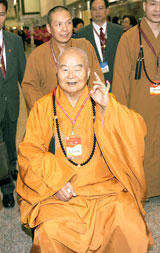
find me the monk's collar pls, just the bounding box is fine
[56,85,89,109]
[51,38,72,53]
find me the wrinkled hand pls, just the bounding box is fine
[55,182,76,202]
[90,72,110,109]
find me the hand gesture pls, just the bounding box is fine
[90,72,110,109]
[55,182,76,202]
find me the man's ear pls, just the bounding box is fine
[46,24,51,34]
[143,1,146,13]
[87,68,91,80]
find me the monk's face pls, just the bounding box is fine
[46,10,73,46]
[143,0,160,24]
[57,50,90,97]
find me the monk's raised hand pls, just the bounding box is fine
[90,72,110,109]
[55,182,76,201]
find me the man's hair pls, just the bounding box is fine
[46,6,70,25]
[72,17,84,28]
[57,47,89,68]
[90,0,109,9]
[0,0,8,12]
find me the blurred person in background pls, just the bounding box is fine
[72,17,84,37]
[24,26,31,46]
[122,15,137,32]
[112,16,120,24]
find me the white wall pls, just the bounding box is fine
[40,0,64,17]
[23,0,40,13]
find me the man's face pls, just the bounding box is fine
[143,0,160,24]
[0,3,7,30]
[91,0,109,25]
[47,10,73,45]
[57,50,90,96]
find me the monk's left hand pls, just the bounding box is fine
[55,182,76,202]
[90,72,110,109]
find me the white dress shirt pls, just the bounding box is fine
[92,21,107,62]
[0,29,6,69]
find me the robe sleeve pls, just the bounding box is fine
[16,101,76,206]
[111,33,134,106]
[95,94,147,206]
[21,51,44,112]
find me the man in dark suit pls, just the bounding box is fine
[75,0,123,89]
[0,0,26,208]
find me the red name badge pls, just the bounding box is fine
[66,136,82,159]
[150,80,160,96]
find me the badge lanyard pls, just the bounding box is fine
[50,39,73,66]
[54,88,90,136]
[50,39,58,66]
[52,91,97,167]
[135,24,160,85]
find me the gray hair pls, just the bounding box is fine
[57,47,89,68]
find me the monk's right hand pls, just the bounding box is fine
[55,182,76,201]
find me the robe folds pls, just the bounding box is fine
[22,38,104,113]
[112,17,160,197]
[16,86,153,252]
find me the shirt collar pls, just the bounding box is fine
[0,29,3,47]
[92,21,107,34]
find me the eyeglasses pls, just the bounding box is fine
[0,12,6,17]
[91,6,106,11]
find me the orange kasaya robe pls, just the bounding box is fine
[16,86,153,252]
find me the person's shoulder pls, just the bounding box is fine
[29,40,50,58]
[4,30,21,41]
[76,24,92,35]
[108,22,123,33]
[120,25,138,42]
[72,37,93,50]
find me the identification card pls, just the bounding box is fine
[66,136,82,159]
[150,80,160,96]
[100,61,109,73]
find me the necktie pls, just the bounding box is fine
[100,27,106,59]
[0,45,6,78]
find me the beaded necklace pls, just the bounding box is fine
[52,92,97,167]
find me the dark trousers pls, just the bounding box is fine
[0,108,17,195]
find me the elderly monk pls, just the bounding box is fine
[16,47,153,252]
[22,5,104,113]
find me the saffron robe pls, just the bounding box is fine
[22,38,104,113]
[16,86,153,252]
[112,17,160,197]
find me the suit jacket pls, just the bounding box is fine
[0,30,26,123]
[75,22,123,86]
